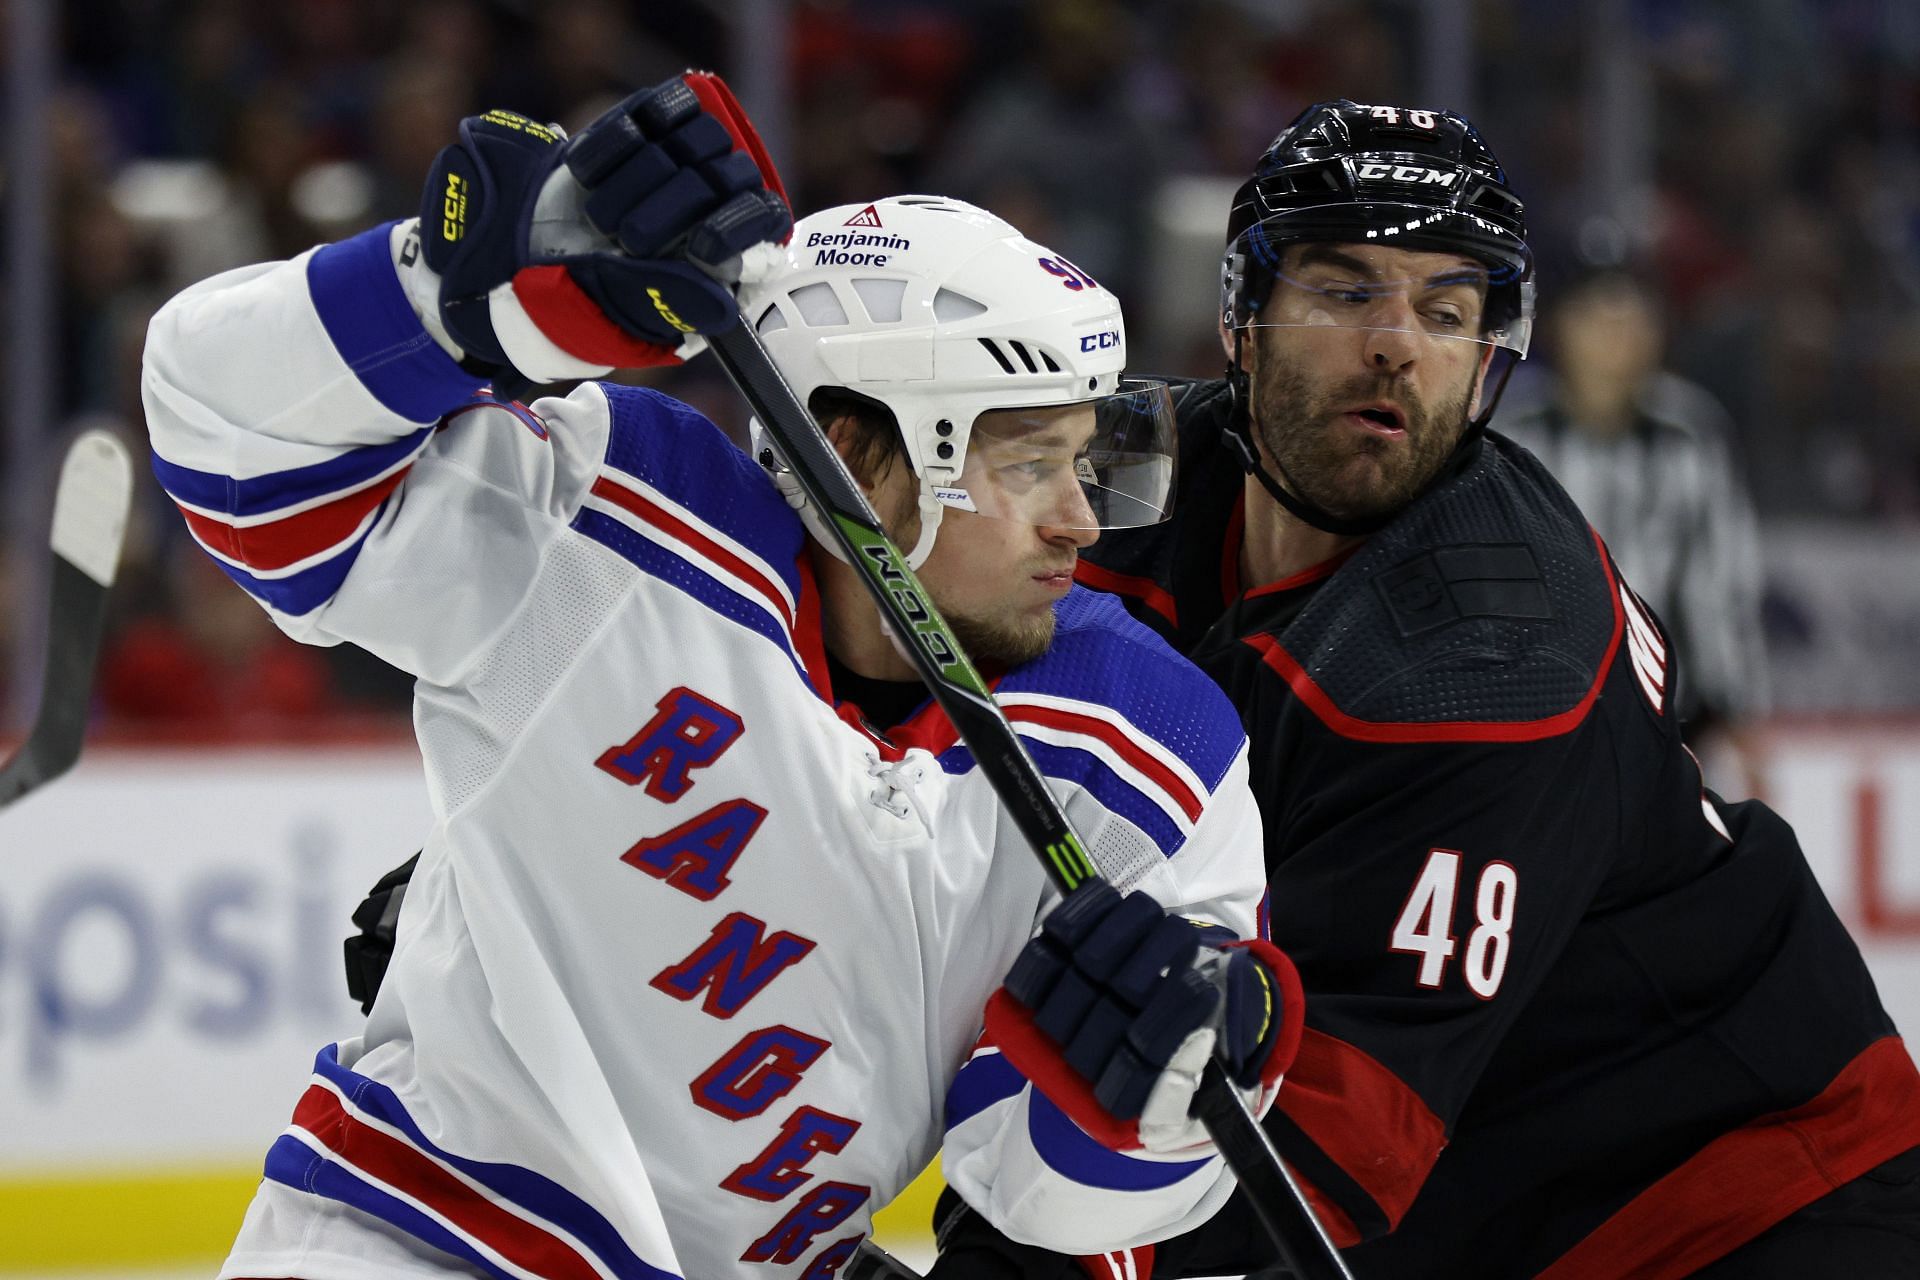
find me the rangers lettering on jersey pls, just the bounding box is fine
[605,696,870,1265]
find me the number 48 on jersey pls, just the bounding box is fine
[1390,849,1518,999]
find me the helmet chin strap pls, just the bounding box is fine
[1222,328,1395,538]
[902,489,943,570]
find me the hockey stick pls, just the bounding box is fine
[702,317,1353,1280]
[0,429,134,811]
[848,1240,925,1280]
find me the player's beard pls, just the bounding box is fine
[945,598,1057,670]
[1251,343,1475,522]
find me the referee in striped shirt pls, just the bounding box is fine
[1502,269,1770,780]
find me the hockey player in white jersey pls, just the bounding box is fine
[142,75,1297,1279]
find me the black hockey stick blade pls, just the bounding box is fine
[0,429,134,811]
[701,318,1353,1280]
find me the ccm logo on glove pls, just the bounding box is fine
[441,172,468,243]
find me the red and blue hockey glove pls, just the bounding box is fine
[986,881,1303,1154]
[419,72,791,384]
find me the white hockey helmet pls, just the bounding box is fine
[737,195,1176,567]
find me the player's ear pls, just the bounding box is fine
[1218,313,1241,367]
[827,413,912,501]
[822,416,865,483]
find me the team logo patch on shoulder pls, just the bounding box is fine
[1376,544,1552,637]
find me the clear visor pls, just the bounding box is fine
[932,379,1177,531]
[1228,222,1534,359]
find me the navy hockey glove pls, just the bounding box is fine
[986,881,1302,1153]
[420,72,791,384]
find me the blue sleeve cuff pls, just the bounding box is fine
[1028,1093,1212,1192]
[945,1049,1213,1193]
[307,221,488,423]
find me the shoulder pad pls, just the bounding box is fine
[1276,438,1619,731]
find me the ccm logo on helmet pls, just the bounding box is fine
[1354,162,1460,187]
[1079,330,1121,352]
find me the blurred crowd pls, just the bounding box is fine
[7,0,1919,734]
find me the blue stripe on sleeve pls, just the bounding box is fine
[307,221,487,423]
[1027,1092,1213,1192]
[1003,588,1245,794]
[598,385,806,601]
[944,1051,1027,1132]
[210,515,377,616]
[149,428,431,518]
[937,738,1185,858]
[308,1045,678,1280]
[265,1135,528,1280]
[571,506,808,680]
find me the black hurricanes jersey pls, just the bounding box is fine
[1074,378,1920,1279]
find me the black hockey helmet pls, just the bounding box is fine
[1222,99,1533,352]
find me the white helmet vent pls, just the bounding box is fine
[790,281,848,327]
[852,277,908,324]
[895,196,973,213]
[755,305,788,335]
[932,288,988,322]
[978,337,1062,376]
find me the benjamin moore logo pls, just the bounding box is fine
[806,228,909,267]
[844,204,884,228]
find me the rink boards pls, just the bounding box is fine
[1,729,1918,1272]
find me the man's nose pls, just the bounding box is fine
[1361,295,1422,372]
[1038,483,1100,547]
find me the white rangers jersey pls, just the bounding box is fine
[141,220,1269,1280]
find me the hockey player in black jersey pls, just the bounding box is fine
[930,101,1920,1279]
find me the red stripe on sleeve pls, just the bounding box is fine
[1296,1174,1363,1251]
[1538,1036,1920,1280]
[1002,702,1204,822]
[509,266,682,368]
[289,1085,606,1280]
[1075,1244,1155,1279]
[1275,1027,1446,1235]
[591,475,795,631]
[178,468,408,571]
